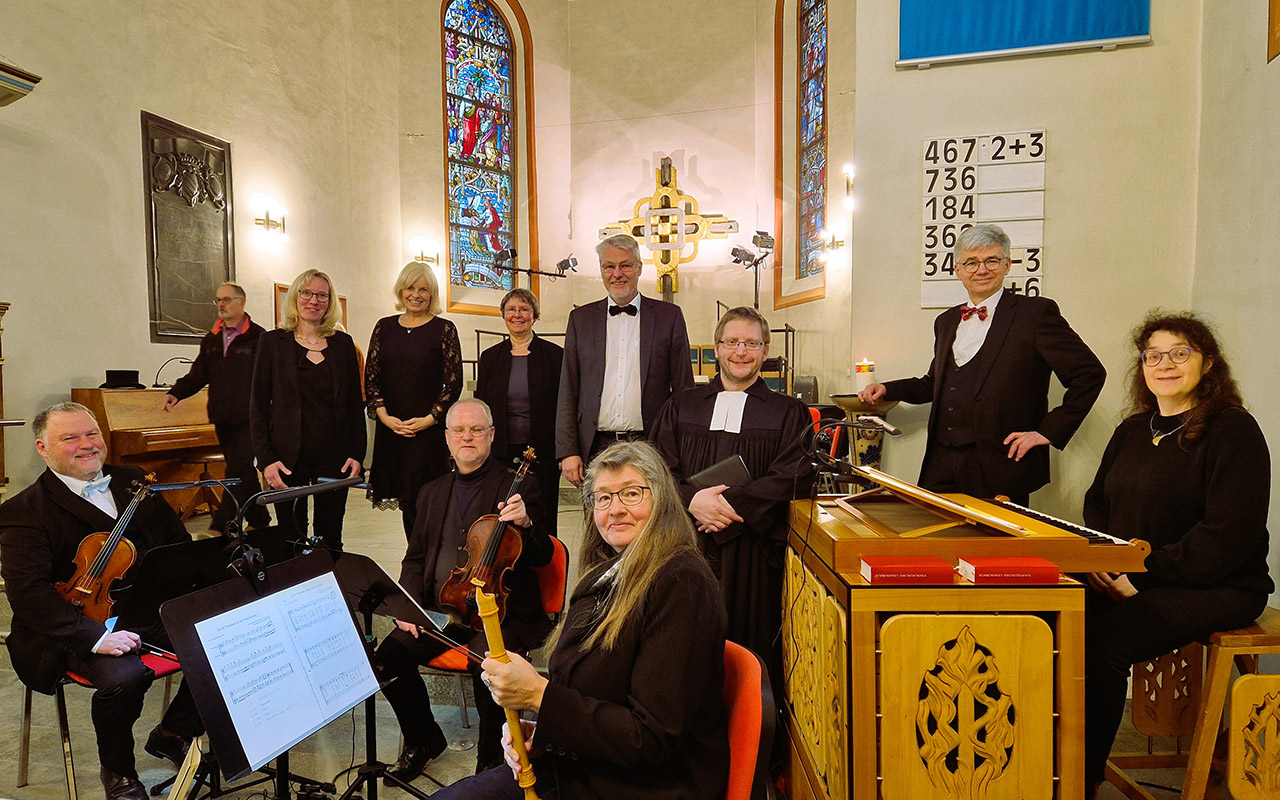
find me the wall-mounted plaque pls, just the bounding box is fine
[142,111,235,344]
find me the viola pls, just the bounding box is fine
[55,476,154,624]
[439,447,536,629]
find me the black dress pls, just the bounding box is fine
[1081,406,1272,789]
[365,314,462,535]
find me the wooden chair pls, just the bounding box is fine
[16,653,183,800]
[178,452,225,522]
[1106,606,1280,800]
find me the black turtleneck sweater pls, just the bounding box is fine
[433,457,496,597]
[1083,406,1273,595]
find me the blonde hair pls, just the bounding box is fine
[578,440,705,651]
[282,269,342,335]
[392,261,443,315]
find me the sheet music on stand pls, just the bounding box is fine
[162,552,379,782]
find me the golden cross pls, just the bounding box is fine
[598,157,738,298]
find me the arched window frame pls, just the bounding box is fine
[441,0,540,316]
[773,0,828,308]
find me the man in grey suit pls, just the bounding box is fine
[556,234,695,486]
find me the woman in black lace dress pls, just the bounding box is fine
[365,262,462,536]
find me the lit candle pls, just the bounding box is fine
[854,357,875,393]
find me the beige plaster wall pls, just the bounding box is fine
[847,0,1203,520]
[1,0,402,489]
[1192,1,1280,576]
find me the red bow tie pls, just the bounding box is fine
[960,305,988,322]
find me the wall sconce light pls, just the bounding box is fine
[409,236,440,265]
[254,210,286,235]
[250,193,288,255]
[816,221,846,263]
[842,163,856,212]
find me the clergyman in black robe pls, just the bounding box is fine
[650,307,814,689]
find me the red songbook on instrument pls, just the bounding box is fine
[859,556,954,585]
[957,556,1061,585]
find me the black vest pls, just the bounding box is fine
[935,349,979,446]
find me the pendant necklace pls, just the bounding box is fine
[1149,411,1187,446]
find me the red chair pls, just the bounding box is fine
[722,641,776,800]
[424,535,571,725]
[17,653,183,800]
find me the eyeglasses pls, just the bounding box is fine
[718,339,765,351]
[588,486,651,510]
[298,289,331,303]
[1140,346,1201,367]
[215,296,240,304]
[446,425,491,437]
[958,257,1007,273]
[601,263,639,274]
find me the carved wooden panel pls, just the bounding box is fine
[822,595,847,800]
[880,615,1054,800]
[142,111,234,344]
[1131,644,1203,738]
[1229,674,1280,799]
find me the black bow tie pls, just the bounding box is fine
[609,304,637,316]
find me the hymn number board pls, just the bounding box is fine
[920,130,1046,308]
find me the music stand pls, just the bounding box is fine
[161,551,378,799]
[328,552,475,800]
[112,537,234,632]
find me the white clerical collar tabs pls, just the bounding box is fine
[710,391,748,434]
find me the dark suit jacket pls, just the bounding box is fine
[168,317,266,425]
[882,292,1105,498]
[475,333,564,458]
[533,551,729,800]
[0,465,191,693]
[555,295,694,461]
[400,458,553,652]
[250,328,367,469]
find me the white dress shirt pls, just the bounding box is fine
[597,295,644,432]
[952,288,1003,367]
[53,470,118,519]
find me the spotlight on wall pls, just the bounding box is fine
[730,246,755,264]
[556,255,578,275]
[493,248,518,271]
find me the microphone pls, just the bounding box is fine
[863,415,901,436]
[253,475,364,505]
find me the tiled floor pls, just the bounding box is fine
[0,493,1219,799]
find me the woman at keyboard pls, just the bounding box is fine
[1082,311,1272,796]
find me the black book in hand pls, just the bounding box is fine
[687,454,752,490]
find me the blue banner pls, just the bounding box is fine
[900,0,1150,62]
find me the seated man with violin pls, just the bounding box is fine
[0,402,204,800]
[374,397,554,781]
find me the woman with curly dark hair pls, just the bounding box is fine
[1083,311,1272,796]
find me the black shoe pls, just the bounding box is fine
[101,767,148,800]
[385,726,448,784]
[144,725,191,769]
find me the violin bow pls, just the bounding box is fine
[473,579,540,800]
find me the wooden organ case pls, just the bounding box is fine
[71,387,224,513]
[783,467,1150,800]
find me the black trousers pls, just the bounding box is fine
[919,442,1029,506]
[63,622,202,779]
[281,451,351,552]
[212,422,271,532]
[1083,583,1265,790]
[374,627,506,770]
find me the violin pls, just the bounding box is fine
[439,447,536,629]
[55,476,154,624]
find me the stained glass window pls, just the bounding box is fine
[797,0,827,280]
[444,0,516,292]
